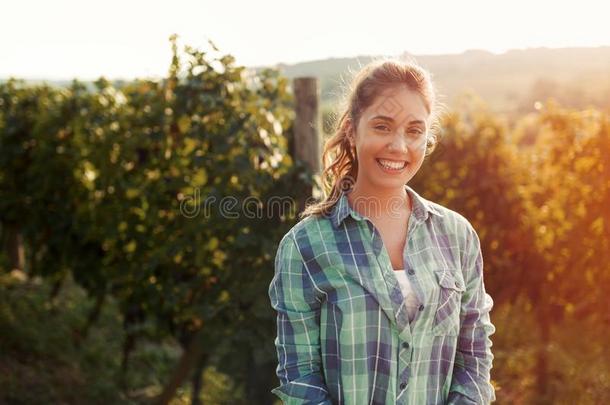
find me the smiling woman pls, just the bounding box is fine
[268,58,496,405]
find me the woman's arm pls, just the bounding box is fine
[447,224,497,404]
[268,232,333,405]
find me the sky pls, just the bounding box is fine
[2,0,609,80]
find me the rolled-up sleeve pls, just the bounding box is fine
[448,224,497,404]
[268,232,332,405]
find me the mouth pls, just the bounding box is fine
[376,158,408,172]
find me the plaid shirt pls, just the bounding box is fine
[269,185,496,404]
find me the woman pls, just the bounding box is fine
[268,59,496,405]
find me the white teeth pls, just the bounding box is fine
[377,159,407,170]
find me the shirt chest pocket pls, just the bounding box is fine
[431,268,465,336]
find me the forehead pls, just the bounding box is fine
[363,85,429,125]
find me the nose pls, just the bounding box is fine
[388,131,408,152]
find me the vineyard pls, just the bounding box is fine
[1,38,609,404]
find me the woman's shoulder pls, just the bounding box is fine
[277,213,334,248]
[422,197,479,239]
[421,198,483,270]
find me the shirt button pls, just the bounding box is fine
[399,382,407,390]
[419,304,425,311]
[407,269,415,275]
[402,342,409,349]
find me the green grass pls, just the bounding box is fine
[0,271,175,404]
[0,271,250,404]
[0,272,123,403]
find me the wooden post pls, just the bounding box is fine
[293,77,321,213]
[5,223,25,272]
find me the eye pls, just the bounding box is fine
[408,128,424,136]
[374,124,391,132]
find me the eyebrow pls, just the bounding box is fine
[370,115,426,126]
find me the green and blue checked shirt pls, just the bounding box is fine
[268,185,496,404]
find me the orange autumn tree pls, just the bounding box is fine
[519,102,610,401]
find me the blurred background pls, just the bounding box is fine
[1,1,609,404]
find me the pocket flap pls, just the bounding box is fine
[434,269,465,292]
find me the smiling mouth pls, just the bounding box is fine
[376,158,408,171]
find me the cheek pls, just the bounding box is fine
[359,136,387,154]
[412,140,429,158]
[411,147,426,161]
[355,141,379,161]
[411,152,426,169]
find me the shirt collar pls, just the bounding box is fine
[329,184,444,229]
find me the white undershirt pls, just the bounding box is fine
[393,270,420,322]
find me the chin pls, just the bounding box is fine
[372,177,410,190]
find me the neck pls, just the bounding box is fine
[347,183,411,219]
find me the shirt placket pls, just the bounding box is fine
[363,214,427,402]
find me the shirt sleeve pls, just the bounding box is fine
[447,223,497,404]
[268,232,333,405]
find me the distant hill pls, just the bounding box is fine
[0,78,133,93]
[264,46,610,115]
[5,46,610,116]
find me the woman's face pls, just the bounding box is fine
[349,84,430,193]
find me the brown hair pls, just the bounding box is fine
[300,57,445,219]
